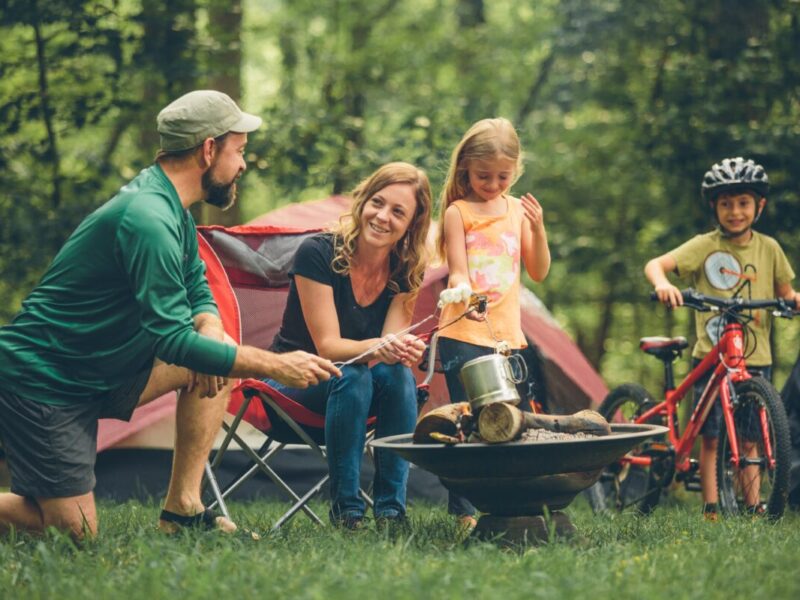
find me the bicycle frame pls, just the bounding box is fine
[625,319,774,475]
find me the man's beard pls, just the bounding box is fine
[202,167,238,211]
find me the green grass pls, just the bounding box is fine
[2,497,799,600]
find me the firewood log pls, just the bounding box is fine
[478,403,611,444]
[413,402,472,443]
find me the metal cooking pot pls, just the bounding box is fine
[459,353,528,410]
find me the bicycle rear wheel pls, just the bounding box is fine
[716,376,791,518]
[597,383,666,514]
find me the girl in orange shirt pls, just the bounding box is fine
[437,118,551,527]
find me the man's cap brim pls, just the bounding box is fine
[230,112,262,133]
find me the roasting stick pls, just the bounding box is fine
[333,313,438,368]
[333,294,487,368]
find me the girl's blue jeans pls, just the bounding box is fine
[263,362,417,521]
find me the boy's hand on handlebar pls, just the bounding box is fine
[653,283,683,307]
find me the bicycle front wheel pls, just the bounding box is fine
[597,383,666,514]
[716,376,791,519]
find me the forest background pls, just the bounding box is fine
[1,0,799,395]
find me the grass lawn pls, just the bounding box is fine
[1,495,799,600]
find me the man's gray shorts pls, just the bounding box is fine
[0,370,151,499]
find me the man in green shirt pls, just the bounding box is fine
[0,90,339,539]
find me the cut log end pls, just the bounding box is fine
[413,402,472,444]
[477,403,525,444]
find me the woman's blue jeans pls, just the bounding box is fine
[264,362,417,521]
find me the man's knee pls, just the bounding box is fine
[38,494,98,540]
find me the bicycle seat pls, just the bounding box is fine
[639,336,688,360]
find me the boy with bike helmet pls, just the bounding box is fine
[645,157,799,519]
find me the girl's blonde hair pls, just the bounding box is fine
[436,118,523,259]
[331,162,433,295]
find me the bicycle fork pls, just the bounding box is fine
[719,375,776,470]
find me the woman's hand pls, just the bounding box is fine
[397,334,426,368]
[373,333,426,367]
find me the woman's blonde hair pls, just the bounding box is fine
[436,118,523,259]
[331,162,433,295]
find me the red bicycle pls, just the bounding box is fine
[597,289,794,518]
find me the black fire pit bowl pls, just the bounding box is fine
[371,423,667,545]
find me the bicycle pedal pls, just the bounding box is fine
[675,459,699,482]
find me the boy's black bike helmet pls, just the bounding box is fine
[701,157,769,201]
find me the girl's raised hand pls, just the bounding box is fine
[521,193,544,232]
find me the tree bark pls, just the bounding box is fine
[31,0,62,209]
[202,0,244,226]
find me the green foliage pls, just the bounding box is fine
[2,0,799,386]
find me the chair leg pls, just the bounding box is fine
[234,437,325,524]
[204,461,230,519]
[271,474,330,532]
[206,390,379,530]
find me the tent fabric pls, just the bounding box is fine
[96,393,177,451]
[97,195,607,451]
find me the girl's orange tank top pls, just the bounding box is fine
[438,197,526,349]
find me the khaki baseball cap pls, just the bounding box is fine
[157,90,263,152]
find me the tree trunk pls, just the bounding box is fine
[30,0,61,210]
[201,0,244,226]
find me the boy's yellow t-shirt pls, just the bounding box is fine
[669,229,794,366]
[439,197,527,349]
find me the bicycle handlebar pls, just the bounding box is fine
[649,289,796,318]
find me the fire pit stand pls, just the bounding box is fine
[371,423,667,546]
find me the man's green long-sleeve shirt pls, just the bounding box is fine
[0,164,237,404]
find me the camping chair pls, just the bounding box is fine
[205,379,377,530]
[196,225,378,530]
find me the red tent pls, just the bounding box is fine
[97,196,606,451]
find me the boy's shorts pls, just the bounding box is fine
[691,358,771,439]
[0,369,151,499]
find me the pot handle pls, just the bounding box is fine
[505,354,528,384]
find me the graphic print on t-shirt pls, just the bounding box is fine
[465,230,519,303]
[702,250,758,345]
[704,251,743,290]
